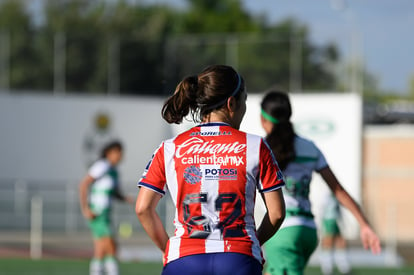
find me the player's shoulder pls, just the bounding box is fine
[88,159,111,178]
[232,129,266,148]
[294,135,321,156]
[240,129,263,141]
[91,159,110,170]
[170,127,196,143]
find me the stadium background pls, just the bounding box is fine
[0,0,413,273]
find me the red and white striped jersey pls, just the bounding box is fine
[138,122,285,265]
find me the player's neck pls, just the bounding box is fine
[202,112,233,127]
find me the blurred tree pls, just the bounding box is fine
[336,61,386,101]
[40,0,176,94]
[241,19,338,92]
[178,0,260,33]
[167,13,339,93]
[101,2,175,94]
[0,0,39,90]
[409,74,414,100]
[41,0,105,92]
[0,0,346,95]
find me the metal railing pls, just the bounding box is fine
[0,179,166,233]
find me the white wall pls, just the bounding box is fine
[0,92,362,238]
[0,94,172,183]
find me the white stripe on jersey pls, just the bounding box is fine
[168,227,184,262]
[203,163,224,253]
[164,139,178,204]
[164,140,182,262]
[201,125,224,252]
[246,134,263,261]
[206,239,223,253]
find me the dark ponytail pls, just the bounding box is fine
[162,76,199,124]
[261,91,295,170]
[162,65,244,124]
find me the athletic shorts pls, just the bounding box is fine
[264,226,318,275]
[162,252,262,275]
[322,219,340,236]
[88,211,112,239]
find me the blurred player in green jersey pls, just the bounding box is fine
[79,141,134,275]
[319,194,352,275]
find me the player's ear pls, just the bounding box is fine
[227,96,237,112]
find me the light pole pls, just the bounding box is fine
[330,0,363,95]
[289,27,302,93]
[54,32,66,95]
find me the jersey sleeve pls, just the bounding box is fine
[88,160,110,180]
[257,139,285,193]
[313,143,329,171]
[138,142,167,196]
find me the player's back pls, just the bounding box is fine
[140,122,284,264]
[170,123,250,239]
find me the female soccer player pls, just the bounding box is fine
[135,65,286,275]
[260,91,381,275]
[319,193,352,275]
[79,141,134,275]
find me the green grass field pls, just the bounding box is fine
[0,258,413,275]
[0,258,162,275]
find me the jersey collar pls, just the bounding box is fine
[196,122,231,127]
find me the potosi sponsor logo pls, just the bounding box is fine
[204,168,238,181]
[205,168,237,176]
[176,137,246,157]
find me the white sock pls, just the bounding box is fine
[90,258,104,275]
[319,249,334,275]
[335,249,351,274]
[104,256,119,275]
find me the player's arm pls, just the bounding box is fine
[319,166,381,254]
[113,185,135,205]
[135,187,169,253]
[256,188,285,246]
[79,174,95,220]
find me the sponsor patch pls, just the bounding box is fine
[184,165,202,184]
[204,168,238,181]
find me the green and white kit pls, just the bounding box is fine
[279,135,328,229]
[87,159,119,238]
[265,136,329,275]
[321,194,341,236]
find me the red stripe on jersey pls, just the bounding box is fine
[139,142,166,195]
[259,141,285,192]
[177,238,206,256]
